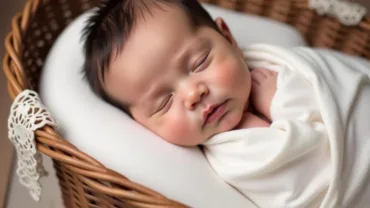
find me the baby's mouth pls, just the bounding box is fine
[203,100,227,126]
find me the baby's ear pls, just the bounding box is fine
[215,17,237,46]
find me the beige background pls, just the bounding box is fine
[0,0,370,208]
[0,0,25,206]
[0,0,63,208]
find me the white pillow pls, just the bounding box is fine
[40,4,306,208]
[204,3,307,48]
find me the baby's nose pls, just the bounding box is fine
[184,84,209,110]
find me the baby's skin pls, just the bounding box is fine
[236,68,278,129]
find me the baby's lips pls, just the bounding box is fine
[203,104,217,122]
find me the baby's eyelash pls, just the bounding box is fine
[158,94,173,112]
[198,53,208,66]
[193,50,210,72]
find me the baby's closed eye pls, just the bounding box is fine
[192,49,210,73]
[157,94,173,113]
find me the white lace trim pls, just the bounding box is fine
[8,90,57,201]
[309,0,367,26]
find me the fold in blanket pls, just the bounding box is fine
[202,44,370,208]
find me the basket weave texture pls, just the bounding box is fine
[3,0,370,207]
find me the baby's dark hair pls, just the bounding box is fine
[82,0,218,113]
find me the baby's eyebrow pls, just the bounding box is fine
[173,37,208,68]
[194,37,209,50]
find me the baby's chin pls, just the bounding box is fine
[212,109,245,134]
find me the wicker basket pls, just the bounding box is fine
[3,0,370,207]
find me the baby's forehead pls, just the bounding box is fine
[114,8,199,68]
[106,5,213,106]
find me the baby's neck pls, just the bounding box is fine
[234,99,271,129]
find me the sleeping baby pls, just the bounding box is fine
[82,0,370,207]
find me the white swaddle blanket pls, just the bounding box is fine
[202,44,370,208]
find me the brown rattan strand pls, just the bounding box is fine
[35,132,106,169]
[36,140,169,201]
[3,0,370,207]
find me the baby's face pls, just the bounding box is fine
[105,5,251,146]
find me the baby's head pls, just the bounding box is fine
[83,0,251,146]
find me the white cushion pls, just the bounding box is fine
[40,4,306,208]
[204,3,307,48]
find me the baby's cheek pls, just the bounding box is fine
[159,116,191,145]
[214,59,240,85]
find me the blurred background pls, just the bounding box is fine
[1,1,64,208]
[0,0,369,208]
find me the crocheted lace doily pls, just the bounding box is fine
[8,90,57,201]
[309,0,367,26]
